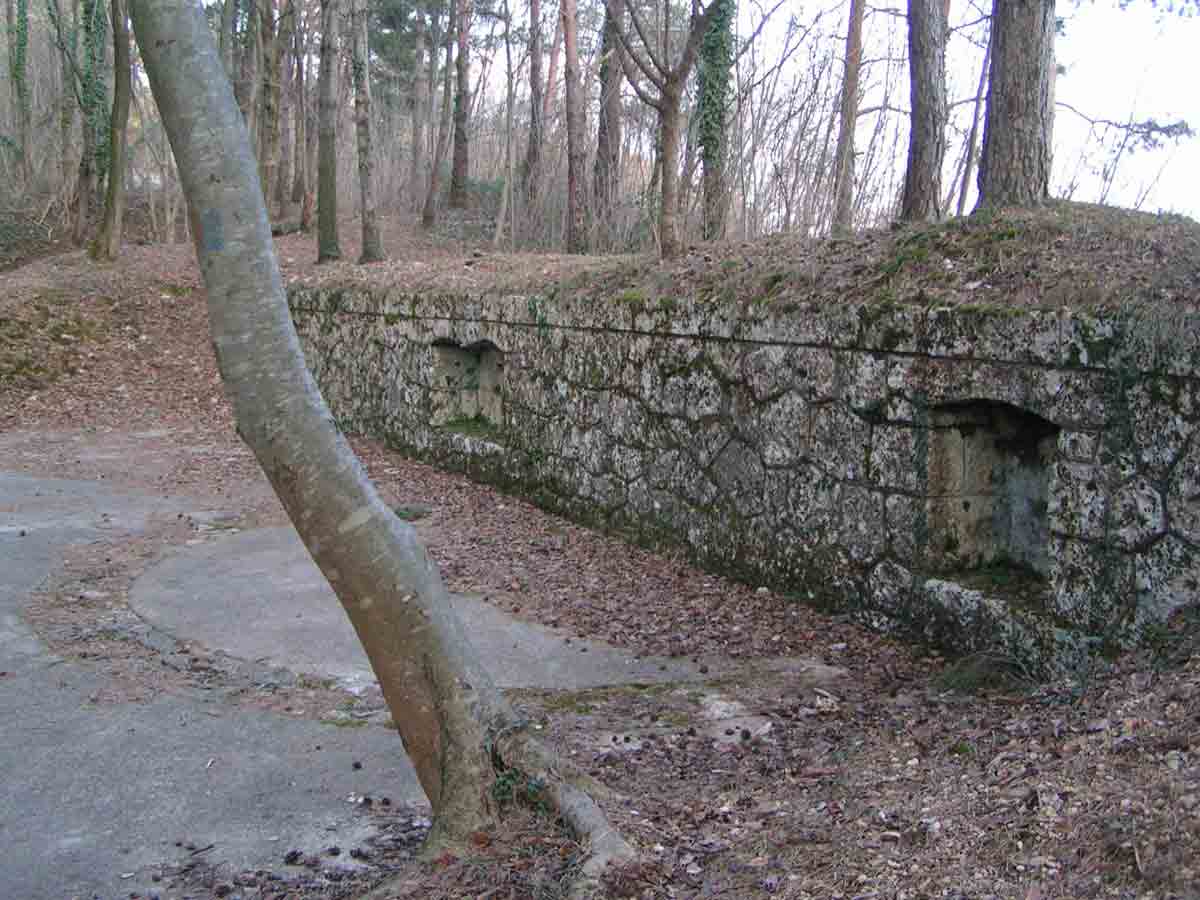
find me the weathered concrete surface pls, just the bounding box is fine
[130,525,709,692]
[0,473,423,900]
[291,285,1200,674]
[1,469,721,900]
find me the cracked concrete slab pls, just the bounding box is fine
[130,524,708,692]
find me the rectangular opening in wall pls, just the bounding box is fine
[430,338,506,441]
[926,399,1060,585]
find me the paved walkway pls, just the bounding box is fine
[0,469,705,900]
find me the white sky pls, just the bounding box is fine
[1054,3,1200,219]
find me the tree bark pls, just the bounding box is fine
[72,0,106,246]
[351,0,383,261]
[955,24,991,216]
[90,0,131,260]
[899,0,946,222]
[259,1,283,214]
[128,2,636,883]
[448,0,471,208]
[976,0,1054,210]
[275,0,296,221]
[409,6,428,213]
[561,0,586,252]
[316,0,341,261]
[658,82,684,258]
[520,0,543,213]
[696,0,733,240]
[593,0,623,247]
[831,0,865,234]
[423,0,456,230]
[219,0,236,79]
[5,0,31,187]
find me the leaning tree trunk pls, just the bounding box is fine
[976,0,1054,210]
[316,0,340,261]
[129,2,635,888]
[831,0,865,234]
[90,0,132,260]
[351,0,383,262]
[899,0,946,222]
[448,0,471,209]
[561,0,586,253]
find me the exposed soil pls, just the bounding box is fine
[2,209,1199,899]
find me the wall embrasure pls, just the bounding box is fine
[290,285,1200,675]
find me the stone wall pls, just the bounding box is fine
[290,285,1200,675]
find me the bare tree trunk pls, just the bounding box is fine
[423,0,456,230]
[593,0,623,247]
[130,4,636,884]
[954,25,991,217]
[520,0,543,213]
[239,0,262,161]
[831,0,864,233]
[5,0,31,187]
[90,0,131,260]
[976,0,1053,209]
[219,0,236,80]
[561,0,586,252]
[899,0,946,221]
[275,0,296,221]
[351,0,383,261]
[493,0,514,248]
[292,15,310,216]
[259,0,283,214]
[658,83,685,258]
[317,0,341,261]
[409,6,428,213]
[542,8,562,125]
[448,0,471,208]
[72,0,106,246]
[49,0,76,188]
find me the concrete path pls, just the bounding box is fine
[130,526,705,694]
[0,470,705,900]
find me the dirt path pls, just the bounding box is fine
[2,228,1198,899]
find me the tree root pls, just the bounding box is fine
[357,731,636,900]
[501,732,638,899]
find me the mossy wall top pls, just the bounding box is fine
[290,283,1200,675]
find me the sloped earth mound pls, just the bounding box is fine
[1,212,1198,899]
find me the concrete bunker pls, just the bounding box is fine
[430,338,505,435]
[925,399,1060,578]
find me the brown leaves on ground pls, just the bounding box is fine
[2,214,1198,899]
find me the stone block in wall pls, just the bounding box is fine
[1047,535,1134,632]
[1058,430,1099,463]
[812,404,870,481]
[1134,536,1199,631]
[885,493,923,565]
[869,425,921,493]
[922,306,1060,365]
[1048,461,1108,540]
[1167,436,1200,545]
[754,391,812,467]
[1111,476,1165,550]
[1127,376,1197,478]
[838,485,887,564]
